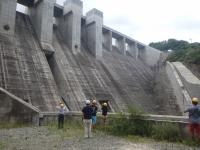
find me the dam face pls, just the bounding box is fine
[0,0,179,115]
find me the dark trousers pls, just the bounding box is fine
[189,123,200,139]
[58,114,64,129]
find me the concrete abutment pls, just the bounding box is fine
[103,30,112,51]
[126,40,139,59]
[116,37,126,55]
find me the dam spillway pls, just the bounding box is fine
[0,0,181,116]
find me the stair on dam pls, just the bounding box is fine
[172,62,200,85]
[172,62,200,101]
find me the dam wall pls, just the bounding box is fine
[0,0,179,116]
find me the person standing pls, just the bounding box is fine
[184,97,200,139]
[58,103,66,129]
[82,100,93,138]
[91,100,98,129]
[102,102,108,125]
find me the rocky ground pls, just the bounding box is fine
[0,126,199,150]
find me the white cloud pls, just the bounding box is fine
[58,0,200,44]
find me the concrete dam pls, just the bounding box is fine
[2,0,199,120]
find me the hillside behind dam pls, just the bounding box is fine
[0,12,180,115]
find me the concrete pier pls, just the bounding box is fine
[137,44,146,61]
[0,0,17,35]
[134,43,139,59]
[86,9,103,58]
[30,0,55,54]
[127,41,138,59]
[103,30,112,51]
[116,37,126,55]
[60,0,83,54]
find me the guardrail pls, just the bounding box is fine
[39,111,189,124]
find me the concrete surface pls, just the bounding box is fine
[0,0,17,35]
[116,36,126,55]
[0,87,39,125]
[172,62,200,101]
[0,13,60,112]
[166,62,192,113]
[144,46,162,66]
[0,0,184,118]
[50,26,179,114]
[127,41,138,59]
[103,30,112,51]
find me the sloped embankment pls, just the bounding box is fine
[51,27,178,114]
[172,62,200,101]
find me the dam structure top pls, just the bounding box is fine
[15,0,162,66]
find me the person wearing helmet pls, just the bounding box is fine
[184,97,200,139]
[91,100,98,129]
[102,102,108,124]
[57,102,67,129]
[82,100,93,138]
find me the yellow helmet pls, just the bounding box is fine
[192,97,198,103]
[103,103,107,106]
[60,103,64,107]
[92,100,97,104]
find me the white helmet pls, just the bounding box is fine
[85,100,90,105]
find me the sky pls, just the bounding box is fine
[18,0,200,45]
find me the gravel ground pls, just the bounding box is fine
[0,127,199,150]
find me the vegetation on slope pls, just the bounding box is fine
[97,107,200,147]
[149,39,200,64]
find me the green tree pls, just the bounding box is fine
[149,39,200,65]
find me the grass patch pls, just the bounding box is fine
[151,122,181,142]
[96,106,200,147]
[182,138,200,147]
[98,107,153,137]
[0,122,28,129]
[46,118,83,140]
[0,142,6,149]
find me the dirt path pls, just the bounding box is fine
[0,127,199,150]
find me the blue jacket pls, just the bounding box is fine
[82,105,93,119]
[185,105,200,123]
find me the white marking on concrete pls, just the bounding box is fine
[172,62,200,85]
